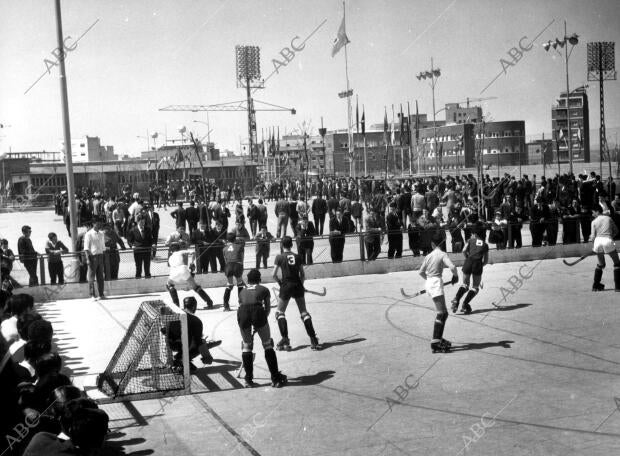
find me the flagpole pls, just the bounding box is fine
[342,1,354,178]
[363,137,367,176]
[407,101,412,176]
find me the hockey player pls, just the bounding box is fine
[419,232,459,353]
[451,222,489,314]
[237,269,287,388]
[166,243,214,309]
[589,205,620,292]
[223,232,246,311]
[272,236,322,351]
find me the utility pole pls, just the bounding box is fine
[54,0,78,250]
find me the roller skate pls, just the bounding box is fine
[276,337,291,351]
[271,372,287,388]
[431,339,452,353]
[310,336,323,351]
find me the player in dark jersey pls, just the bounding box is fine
[451,222,489,314]
[237,269,287,388]
[223,232,246,312]
[272,236,322,351]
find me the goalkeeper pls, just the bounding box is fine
[167,296,222,373]
[166,243,214,309]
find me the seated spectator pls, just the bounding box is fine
[1,294,35,345]
[22,398,109,456]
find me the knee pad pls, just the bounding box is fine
[300,311,312,322]
[241,341,253,352]
[275,311,286,320]
[262,338,274,350]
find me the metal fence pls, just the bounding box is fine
[6,217,605,288]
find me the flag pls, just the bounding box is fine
[390,105,395,146]
[5,181,10,190]
[415,102,419,144]
[355,96,359,134]
[331,16,350,57]
[406,101,412,146]
[558,128,567,147]
[361,105,365,136]
[147,159,151,170]
[383,107,389,145]
[277,126,281,159]
[577,128,582,147]
[399,104,404,146]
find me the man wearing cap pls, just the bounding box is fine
[17,226,39,286]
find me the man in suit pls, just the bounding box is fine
[312,194,328,235]
[296,216,316,265]
[329,208,348,263]
[171,202,187,231]
[185,200,200,234]
[275,197,290,239]
[127,216,154,278]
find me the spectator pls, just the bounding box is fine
[364,209,383,261]
[112,202,125,237]
[83,221,106,300]
[127,217,153,279]
[289,198,299,236]
[275,197,290,239]
[171,202,187,231]
[255,225,273,269]
[44,233,69,285]
[186,200,199,234]
[18,226,39,287]
[296,216,316,265]
[247,198,259,237]
[386,202,403,259]
[311,194,328,235]
[256,198,268,233]
[102,224,125,280]
[350,198,364,232]
[1,294,35,345]
[329,208,348,263]
[233,217,251,242]
[191,222,210,274]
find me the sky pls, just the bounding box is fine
[1,0,620,157]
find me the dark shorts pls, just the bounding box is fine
[225,262,243,279]
[279,281,304,300]
[462,258,483,276]
[237,304,268,331]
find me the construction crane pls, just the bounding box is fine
[452,96,498,108]
[159,100,295,114]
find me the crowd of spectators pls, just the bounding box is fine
[8,171,620,287]
[0,289,109,455]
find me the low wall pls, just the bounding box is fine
[16,242,596,302]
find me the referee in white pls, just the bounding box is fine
[84,221,107,300]
[419,232,459,353]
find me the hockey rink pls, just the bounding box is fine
[42,255,620,456]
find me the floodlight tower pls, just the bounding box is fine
[236,45,264,161]
[587,42,616,180]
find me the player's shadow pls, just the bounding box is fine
[451,340,514,351]
[102,431,154,455]
[287,370,336,386]
[290,337,366,352]
[469,303,532,315]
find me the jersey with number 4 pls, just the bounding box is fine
[275,252,302,283]
[464,237,488,261]
[224,242,244,264]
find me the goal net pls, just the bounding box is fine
[96,300,191,402]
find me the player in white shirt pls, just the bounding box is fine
[166,244,214,308]
[589,205,619,292]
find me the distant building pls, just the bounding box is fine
[444,103,483,124]
[62,136,116,163]
[551,86,590,163]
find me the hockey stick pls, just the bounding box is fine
[563,253,594,267]
[272,285,327,296]
[400,280,457,299]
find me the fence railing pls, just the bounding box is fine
[5,217,609,288]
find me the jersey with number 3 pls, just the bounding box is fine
[465,237,488,261]
[275,252,302,283]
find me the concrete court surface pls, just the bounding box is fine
[37,255,620,456]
